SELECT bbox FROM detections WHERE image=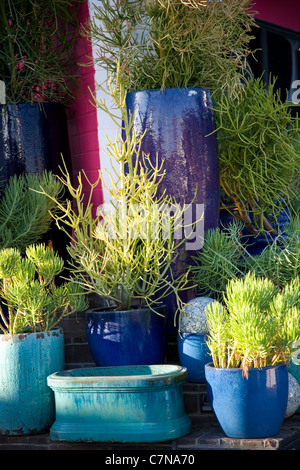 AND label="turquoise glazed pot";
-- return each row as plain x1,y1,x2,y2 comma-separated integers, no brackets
47,364,192,442
86,305,167,366
205,362,289,438
0,328,64,435
177,333,211,383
